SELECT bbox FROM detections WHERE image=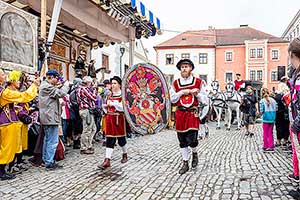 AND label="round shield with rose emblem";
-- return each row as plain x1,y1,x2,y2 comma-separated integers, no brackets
122,63,171,135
